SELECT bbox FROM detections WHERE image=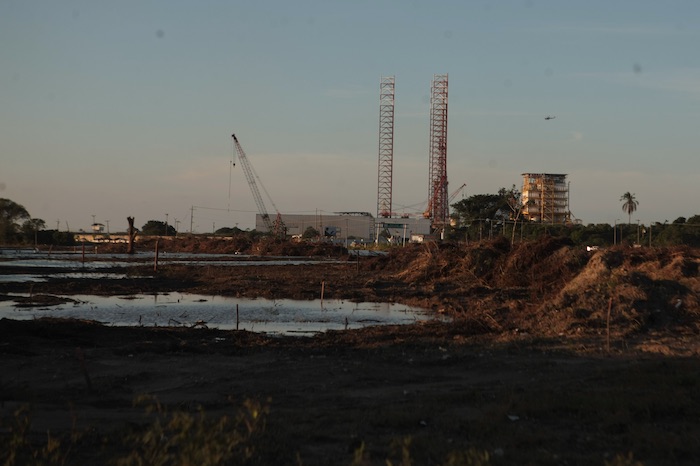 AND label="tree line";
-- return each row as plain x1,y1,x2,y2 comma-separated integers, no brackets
0,198,269,246
0,198,73,246
2,195,700,248
447,189,700,247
